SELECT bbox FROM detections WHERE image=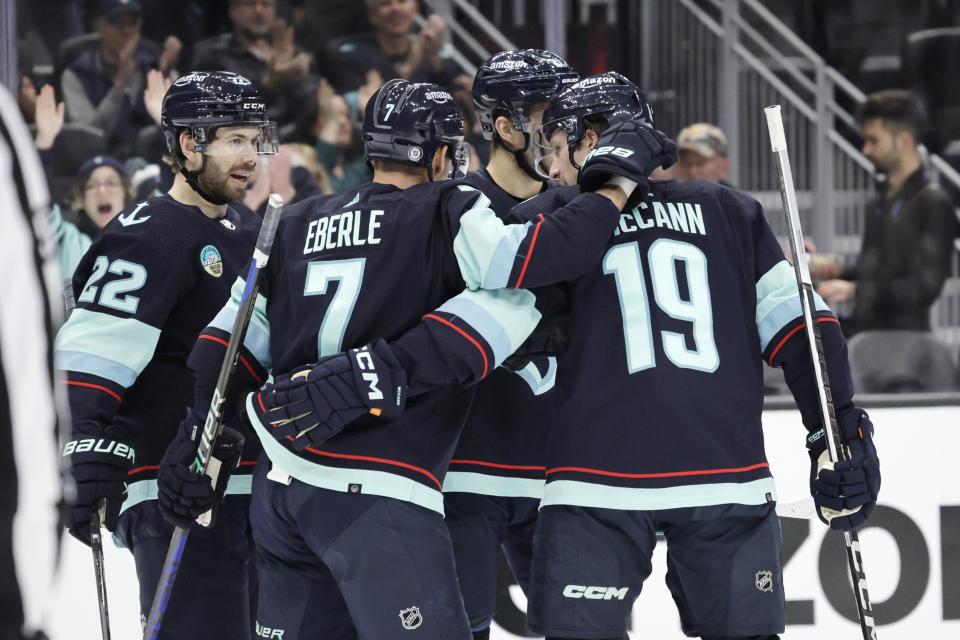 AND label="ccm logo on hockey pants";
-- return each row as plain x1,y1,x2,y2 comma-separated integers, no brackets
562,585,630,600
